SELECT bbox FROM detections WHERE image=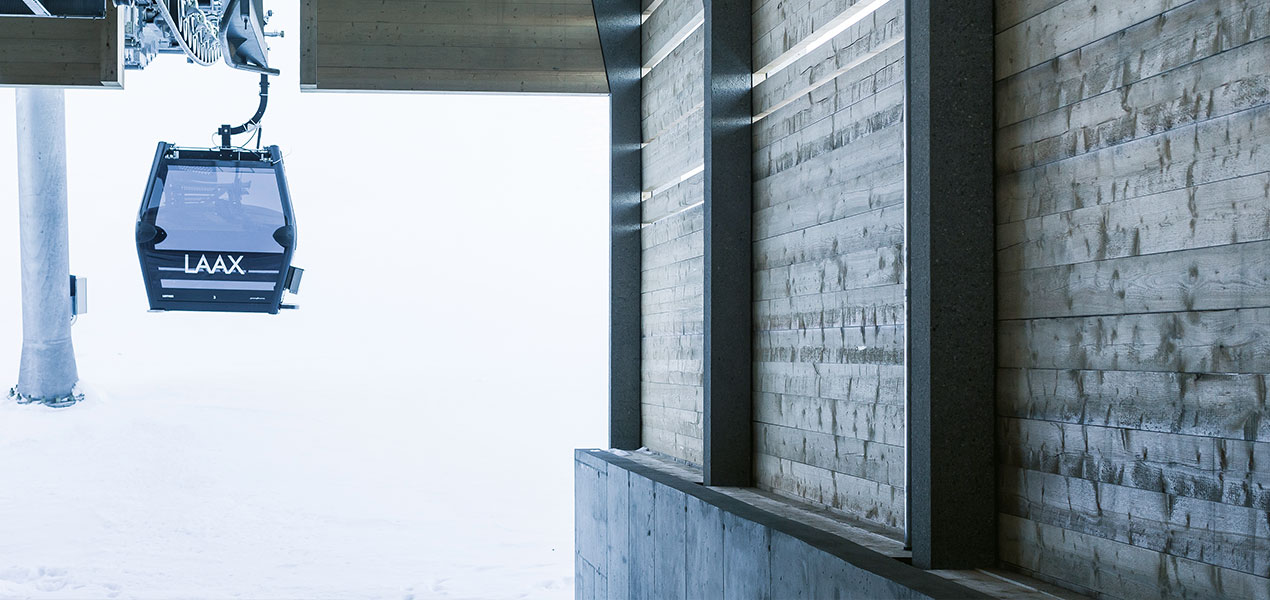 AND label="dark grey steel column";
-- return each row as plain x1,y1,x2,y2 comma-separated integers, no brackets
905,0,996,569
702,0,752,487
594,0,642,450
